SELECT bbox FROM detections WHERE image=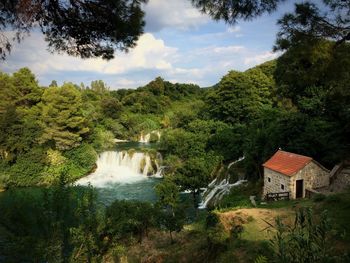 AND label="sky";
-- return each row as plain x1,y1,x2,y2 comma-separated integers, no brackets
0,0,296,89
